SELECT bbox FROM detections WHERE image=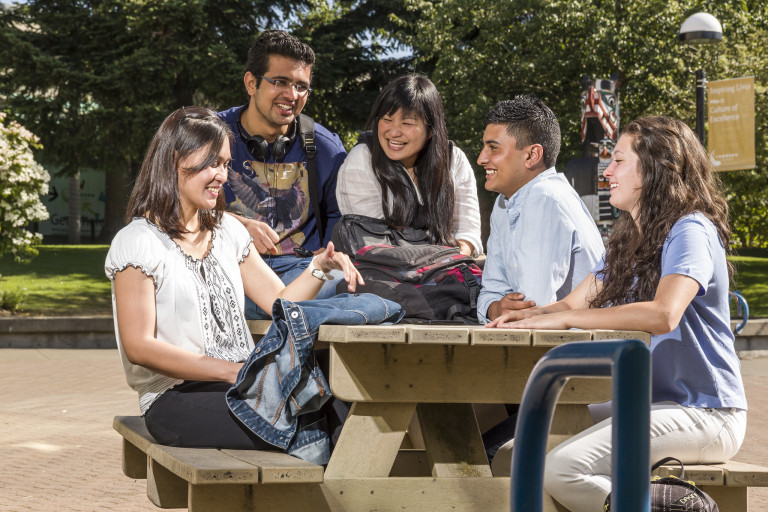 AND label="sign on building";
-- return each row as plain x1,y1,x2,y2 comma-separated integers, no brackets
37,170,106,239
707,77,756,172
